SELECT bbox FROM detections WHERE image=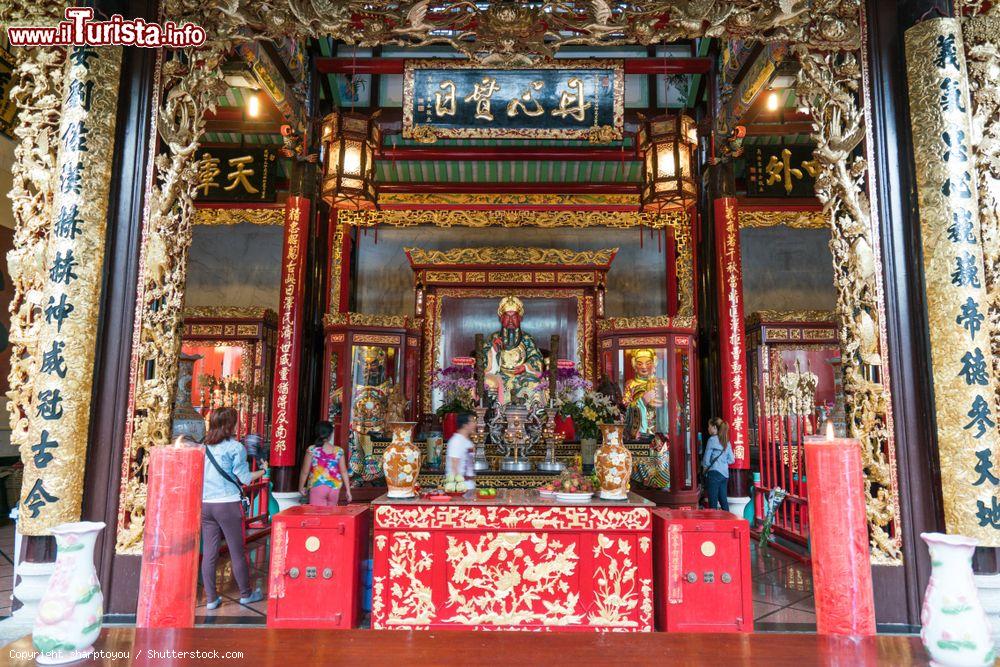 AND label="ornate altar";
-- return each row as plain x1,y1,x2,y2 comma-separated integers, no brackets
596,315,699,506
321,313,422,455
408,246,611,411
181,307,278,440
745,310,840,546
